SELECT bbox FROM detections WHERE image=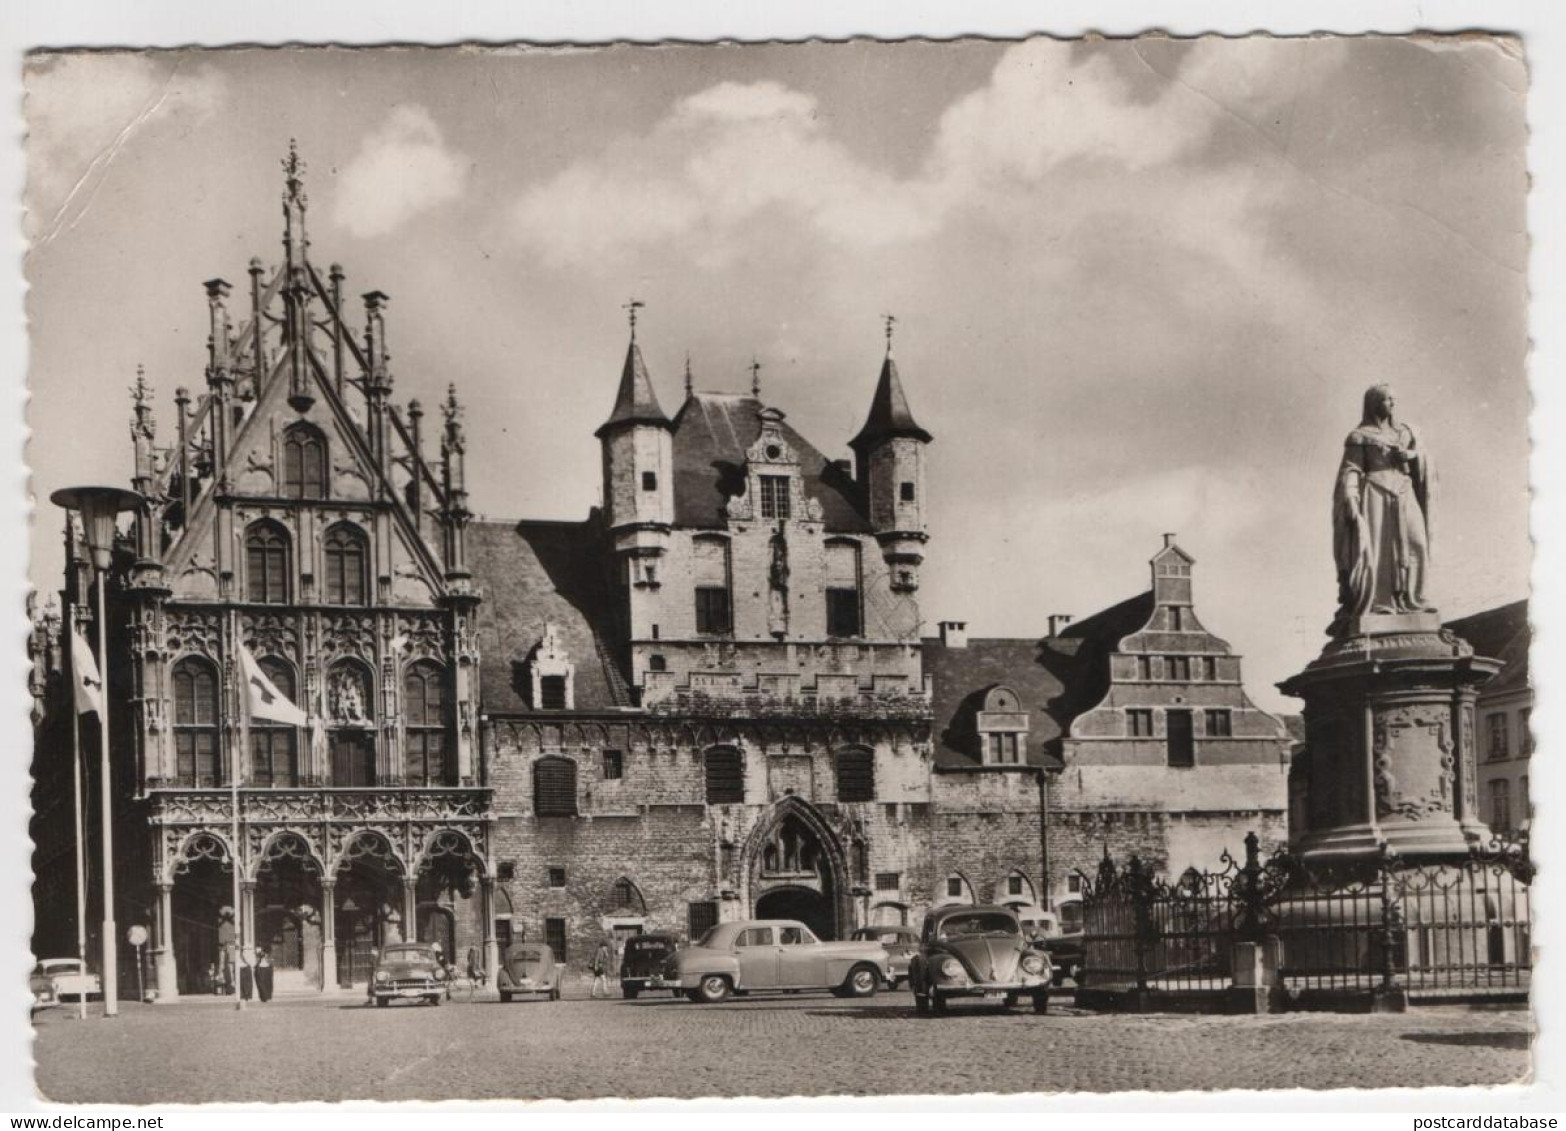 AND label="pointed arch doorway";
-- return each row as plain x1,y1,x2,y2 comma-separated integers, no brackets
747,797,852,940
